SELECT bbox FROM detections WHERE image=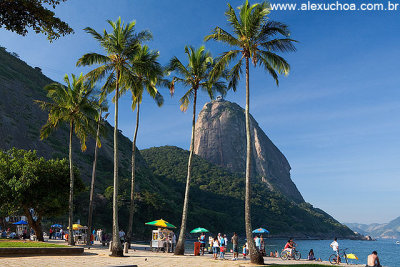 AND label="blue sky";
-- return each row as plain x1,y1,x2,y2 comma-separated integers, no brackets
1,0,399,224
